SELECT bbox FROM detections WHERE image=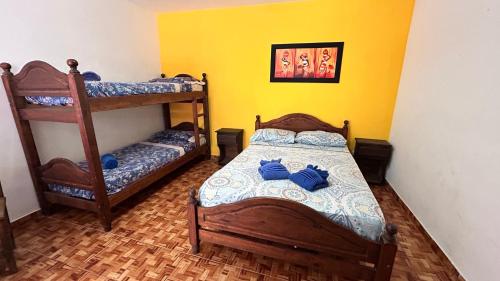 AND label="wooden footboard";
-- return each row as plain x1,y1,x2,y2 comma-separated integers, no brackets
188,189,397,281
39,158,92,190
